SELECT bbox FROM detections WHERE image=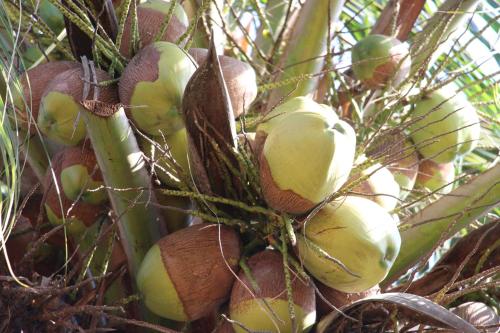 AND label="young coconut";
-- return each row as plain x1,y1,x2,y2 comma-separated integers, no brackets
366,130,419,200
43,153,102,235
259,109,356,214
119,42,197,136
351,34,411,88
297,196,401,293
255,96,334,155
38,67,118,145
416,159,455,195
140,128,189,187
188,48,258,118
349,156,400,211
11,61,78,134
409,88,481,163
119,0,189,57
58,145,107,205
316,282,380,317
136,223,241,321
229,251,316,333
